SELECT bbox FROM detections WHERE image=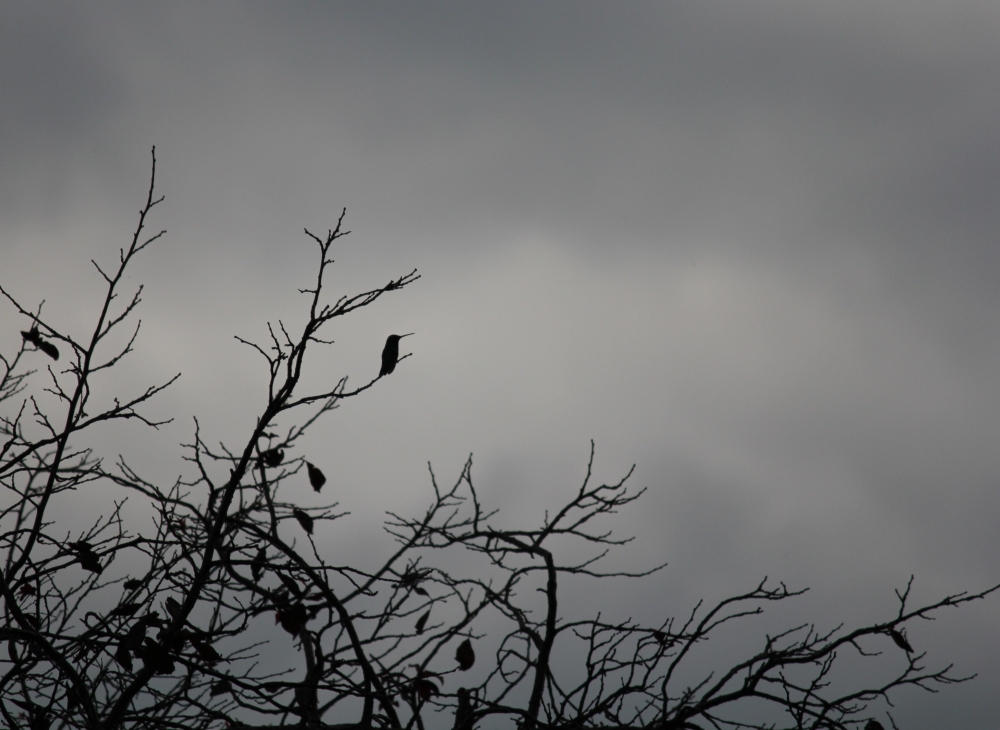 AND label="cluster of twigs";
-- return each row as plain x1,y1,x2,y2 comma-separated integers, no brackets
1,152,996,730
